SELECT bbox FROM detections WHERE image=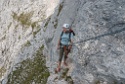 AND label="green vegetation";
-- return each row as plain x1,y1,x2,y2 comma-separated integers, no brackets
113,80,117,84
12,11,33,27
31,21,38,29
8,22,12,29
57,4,63,16
33,27,41,37
54,19,58,29
44,17,50,28
15,24,19,29
59,68,74,84
43,16,51,32
1,35,6,41
65,76,74,84
18,35,21,40
24,40,31,47
12,11,40,29
94,80,101,84
12,12,17,20
0,67,6,78
61,68,69,78
7,45,50,84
